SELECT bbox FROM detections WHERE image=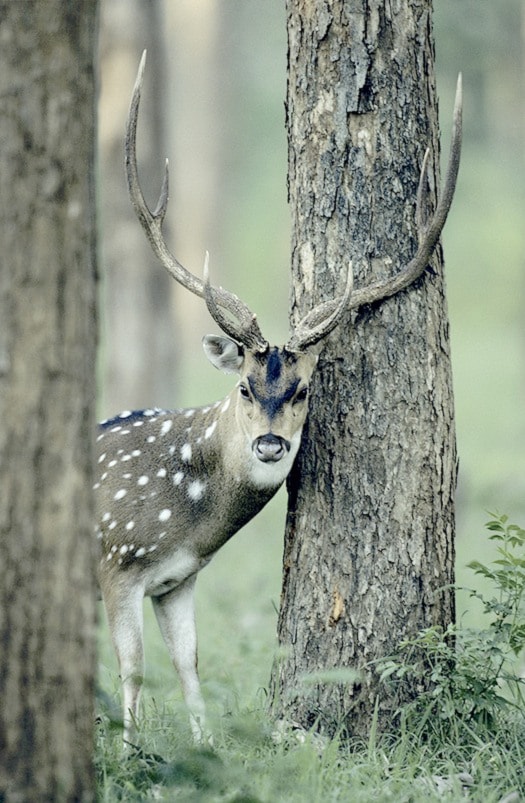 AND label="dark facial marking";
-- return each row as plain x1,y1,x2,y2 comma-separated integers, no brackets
247,375,300,421
266,347,283,383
